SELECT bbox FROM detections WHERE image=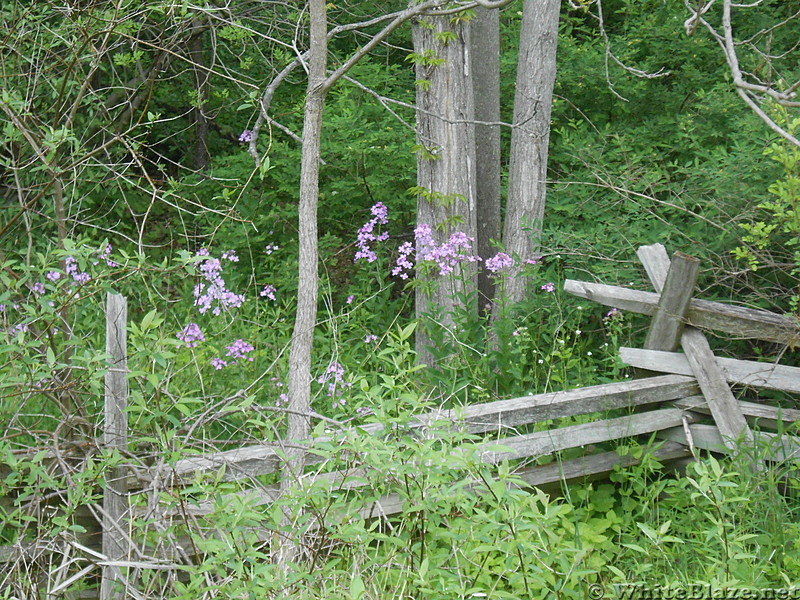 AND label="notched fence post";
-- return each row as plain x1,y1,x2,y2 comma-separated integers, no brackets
101,293,129,600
